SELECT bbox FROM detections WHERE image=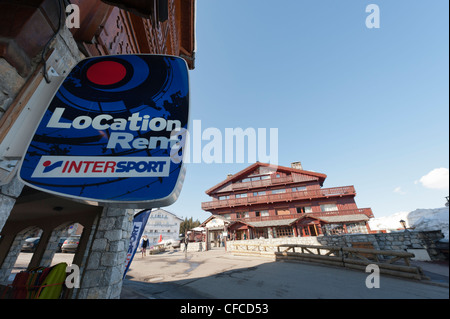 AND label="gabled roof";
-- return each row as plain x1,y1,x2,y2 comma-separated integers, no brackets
200,214,231,227
205,162,327,195
149,208,183,221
